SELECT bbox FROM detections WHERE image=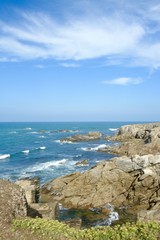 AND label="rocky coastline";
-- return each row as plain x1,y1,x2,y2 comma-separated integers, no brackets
0,122,160,234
